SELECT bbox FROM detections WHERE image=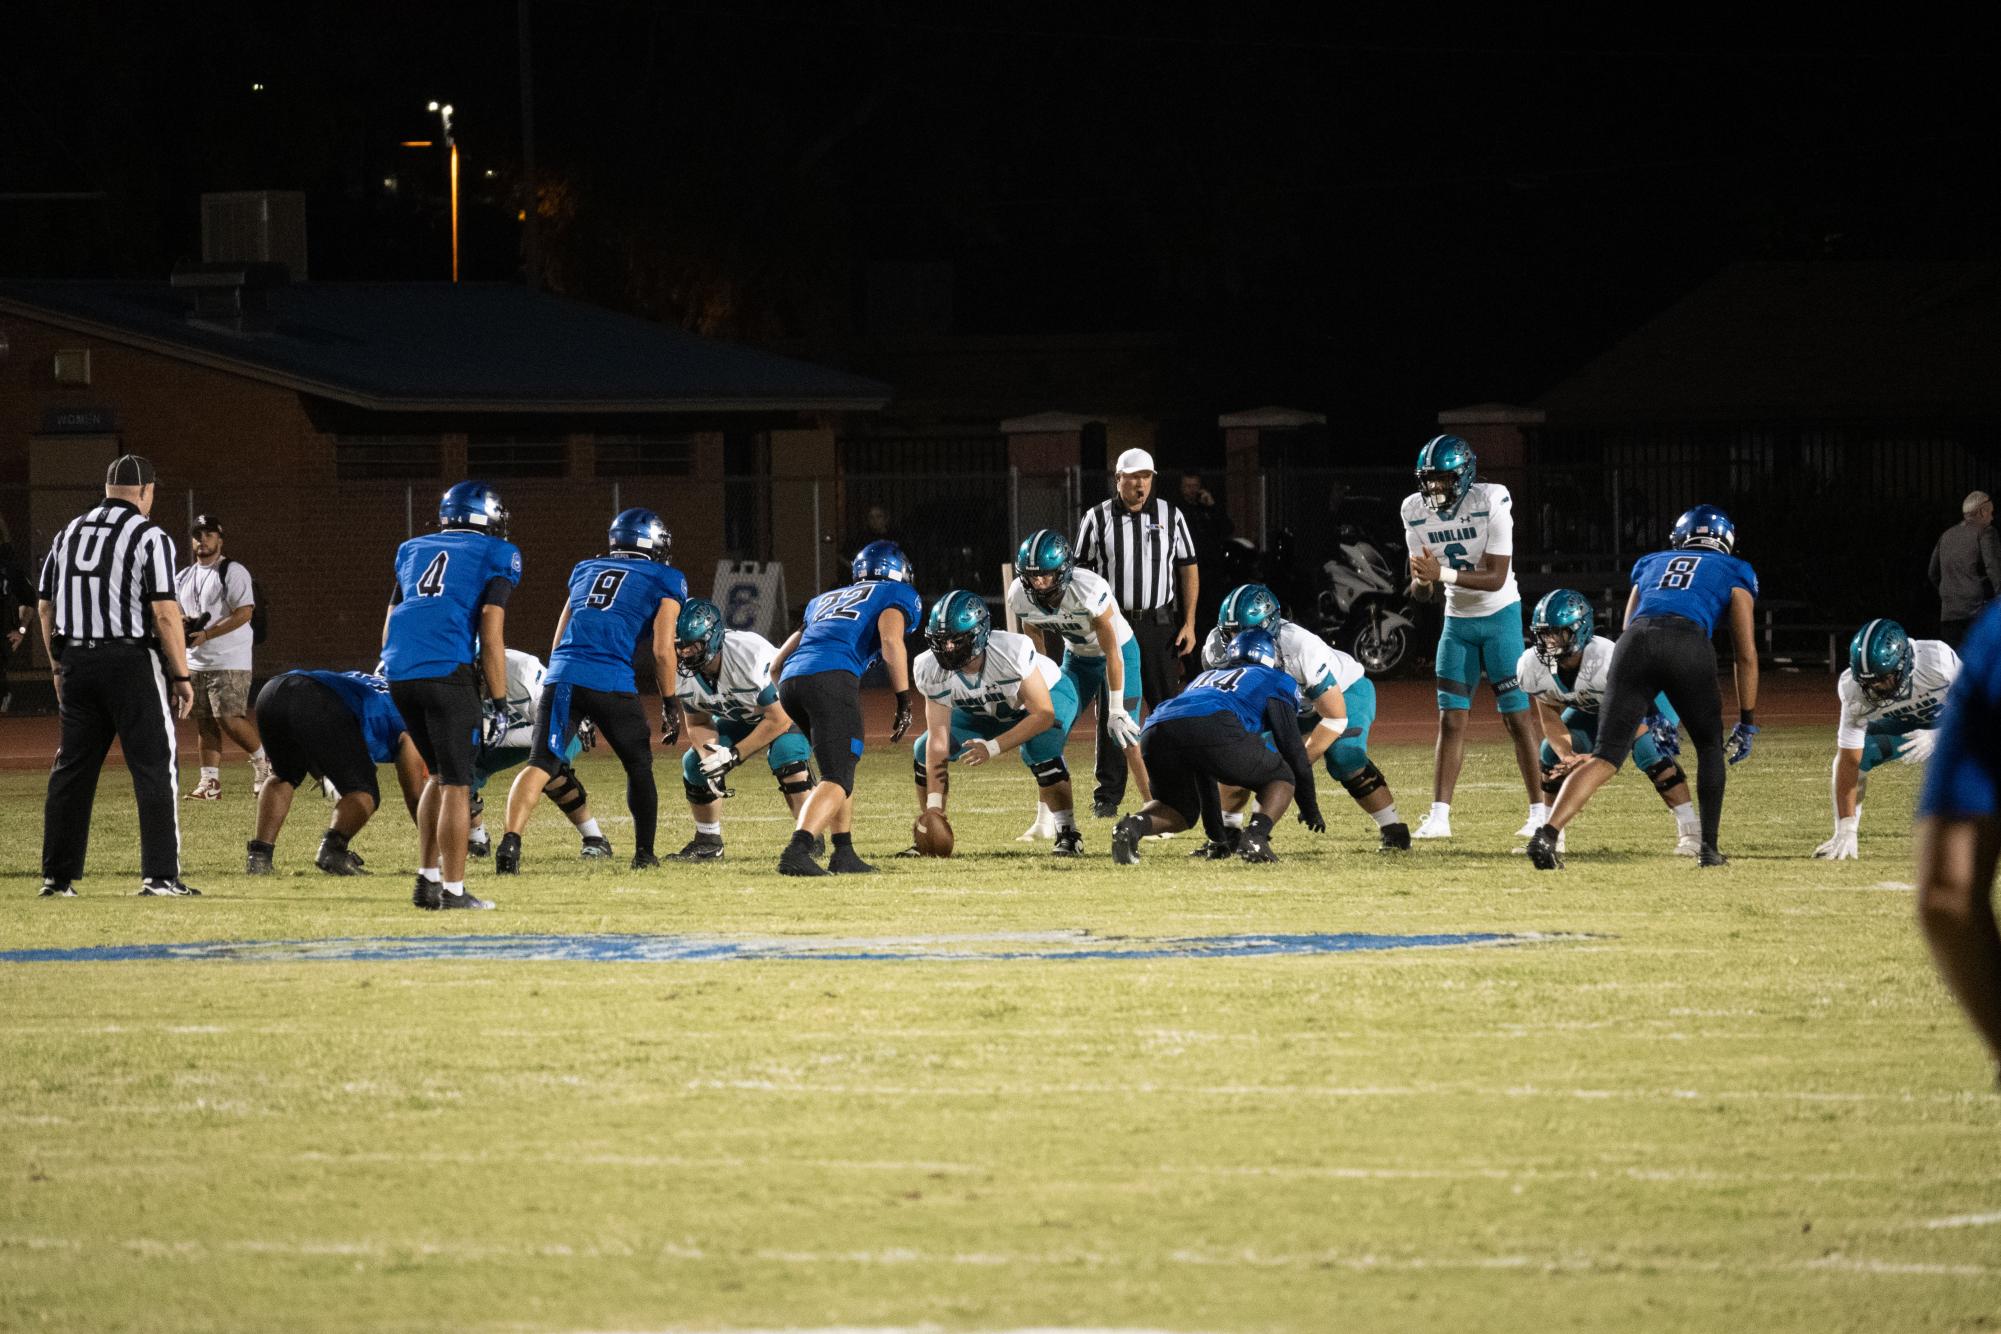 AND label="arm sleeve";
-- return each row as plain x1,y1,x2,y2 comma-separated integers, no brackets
1485,491,1514,557
1266,696,1318,809
480,576,514,608
1170,506,1197,567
